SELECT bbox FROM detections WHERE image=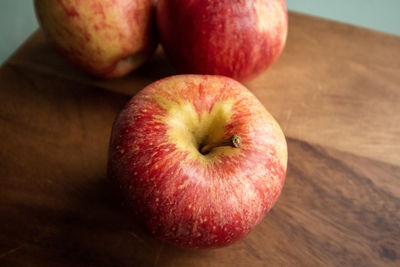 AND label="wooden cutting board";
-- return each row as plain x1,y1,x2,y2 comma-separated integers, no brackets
1,12,399,266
